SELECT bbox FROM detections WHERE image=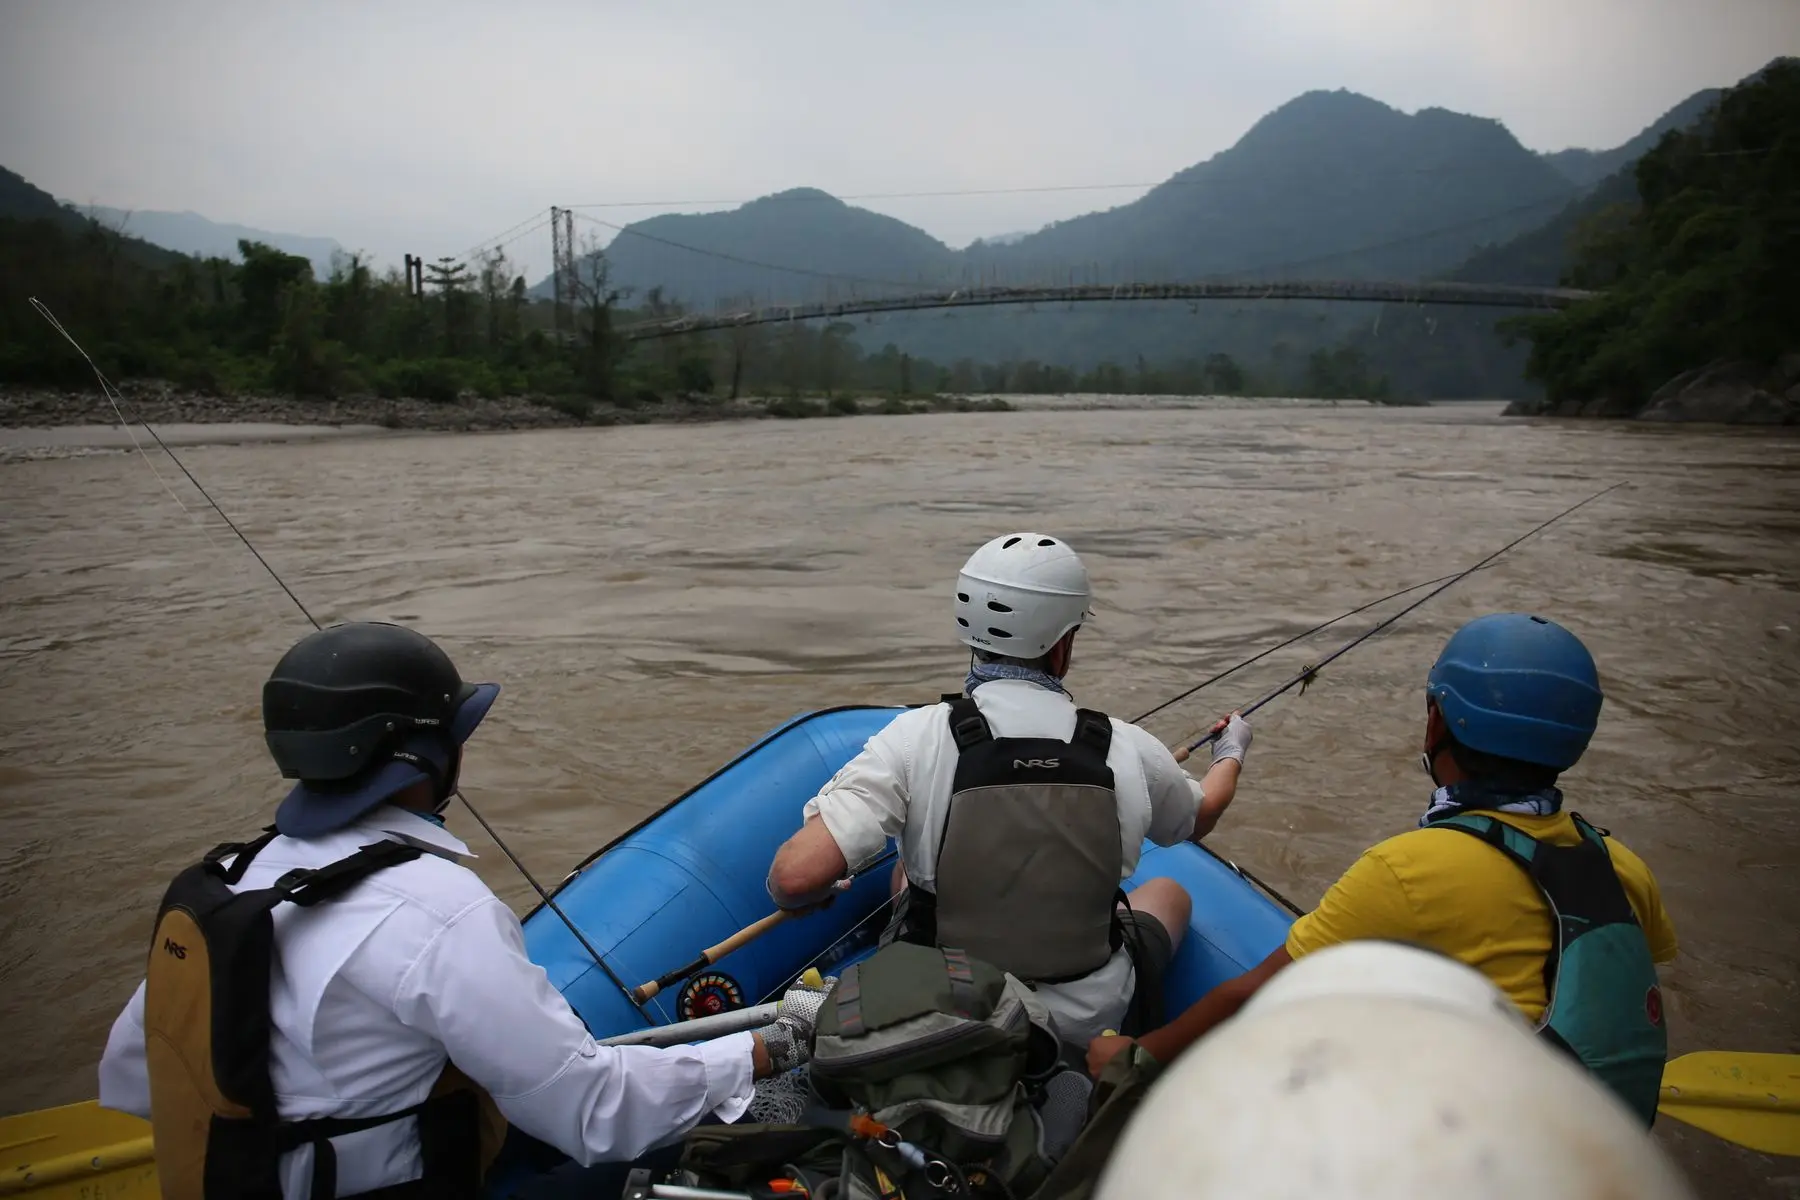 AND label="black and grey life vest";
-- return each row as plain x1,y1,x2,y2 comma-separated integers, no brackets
899,697,1125,983
143,828,507,1200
